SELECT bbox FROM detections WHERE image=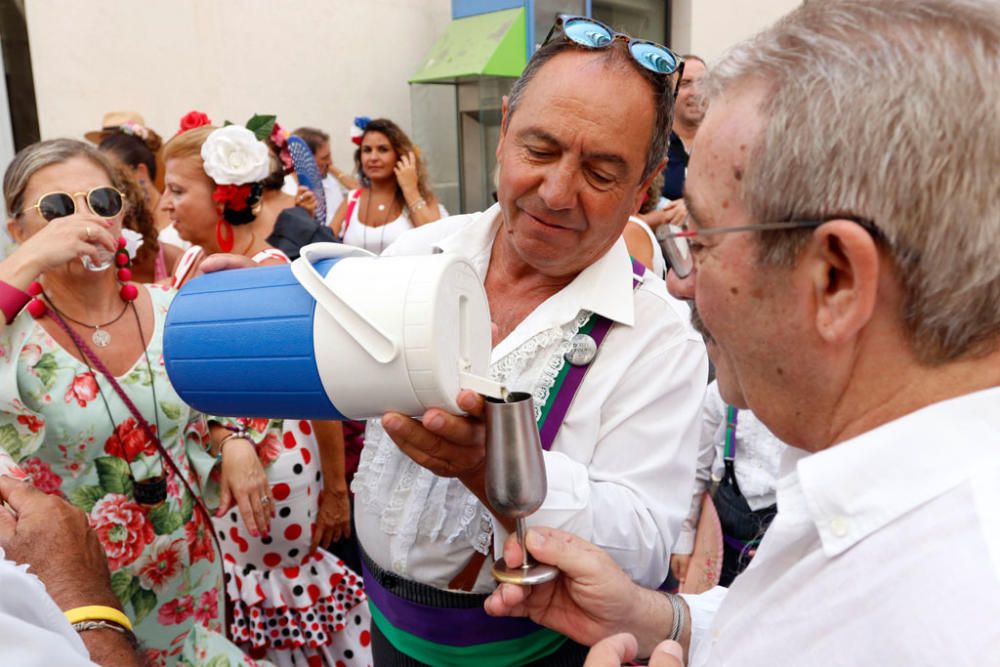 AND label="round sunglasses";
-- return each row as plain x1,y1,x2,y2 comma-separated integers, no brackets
16,186,125,222
544,15,683,78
